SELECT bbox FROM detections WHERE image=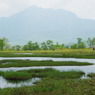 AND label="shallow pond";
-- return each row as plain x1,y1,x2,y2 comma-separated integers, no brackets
0,57,95,88
0,76,40,88
0,57,95,74
13,53,34,55
0,57,95,63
